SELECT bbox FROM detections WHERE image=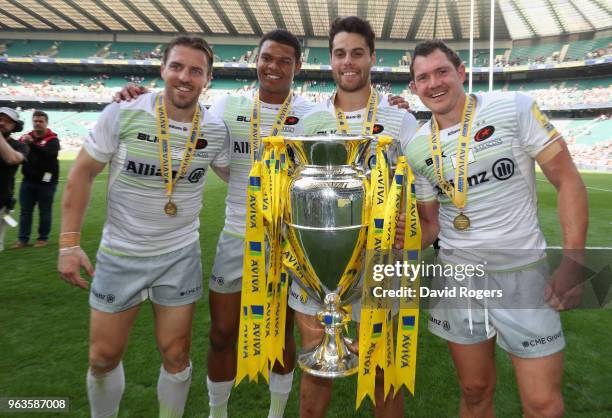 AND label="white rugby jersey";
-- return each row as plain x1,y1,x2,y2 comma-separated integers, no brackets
84,92,229,256
297,93,418,163
404,91,562,268
209,90,315,237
